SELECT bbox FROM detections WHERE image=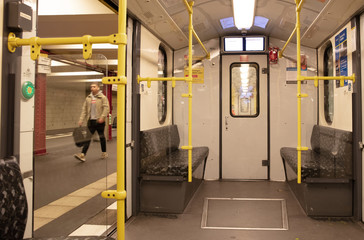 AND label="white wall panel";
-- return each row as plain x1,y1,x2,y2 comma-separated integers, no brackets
140,26,172,131
318,23,355,131
269,37,317,181
174,39,220,180
20,1,37,237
